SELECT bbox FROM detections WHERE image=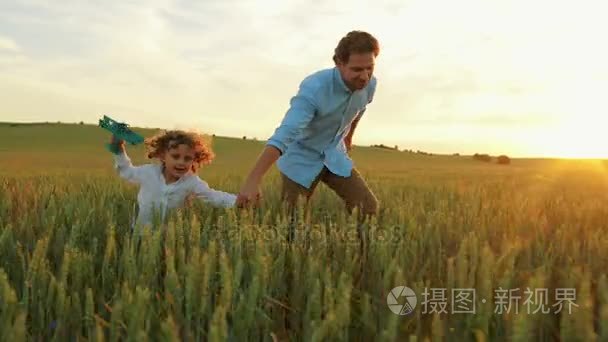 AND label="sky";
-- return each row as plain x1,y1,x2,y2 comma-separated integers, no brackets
1,0,607,158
